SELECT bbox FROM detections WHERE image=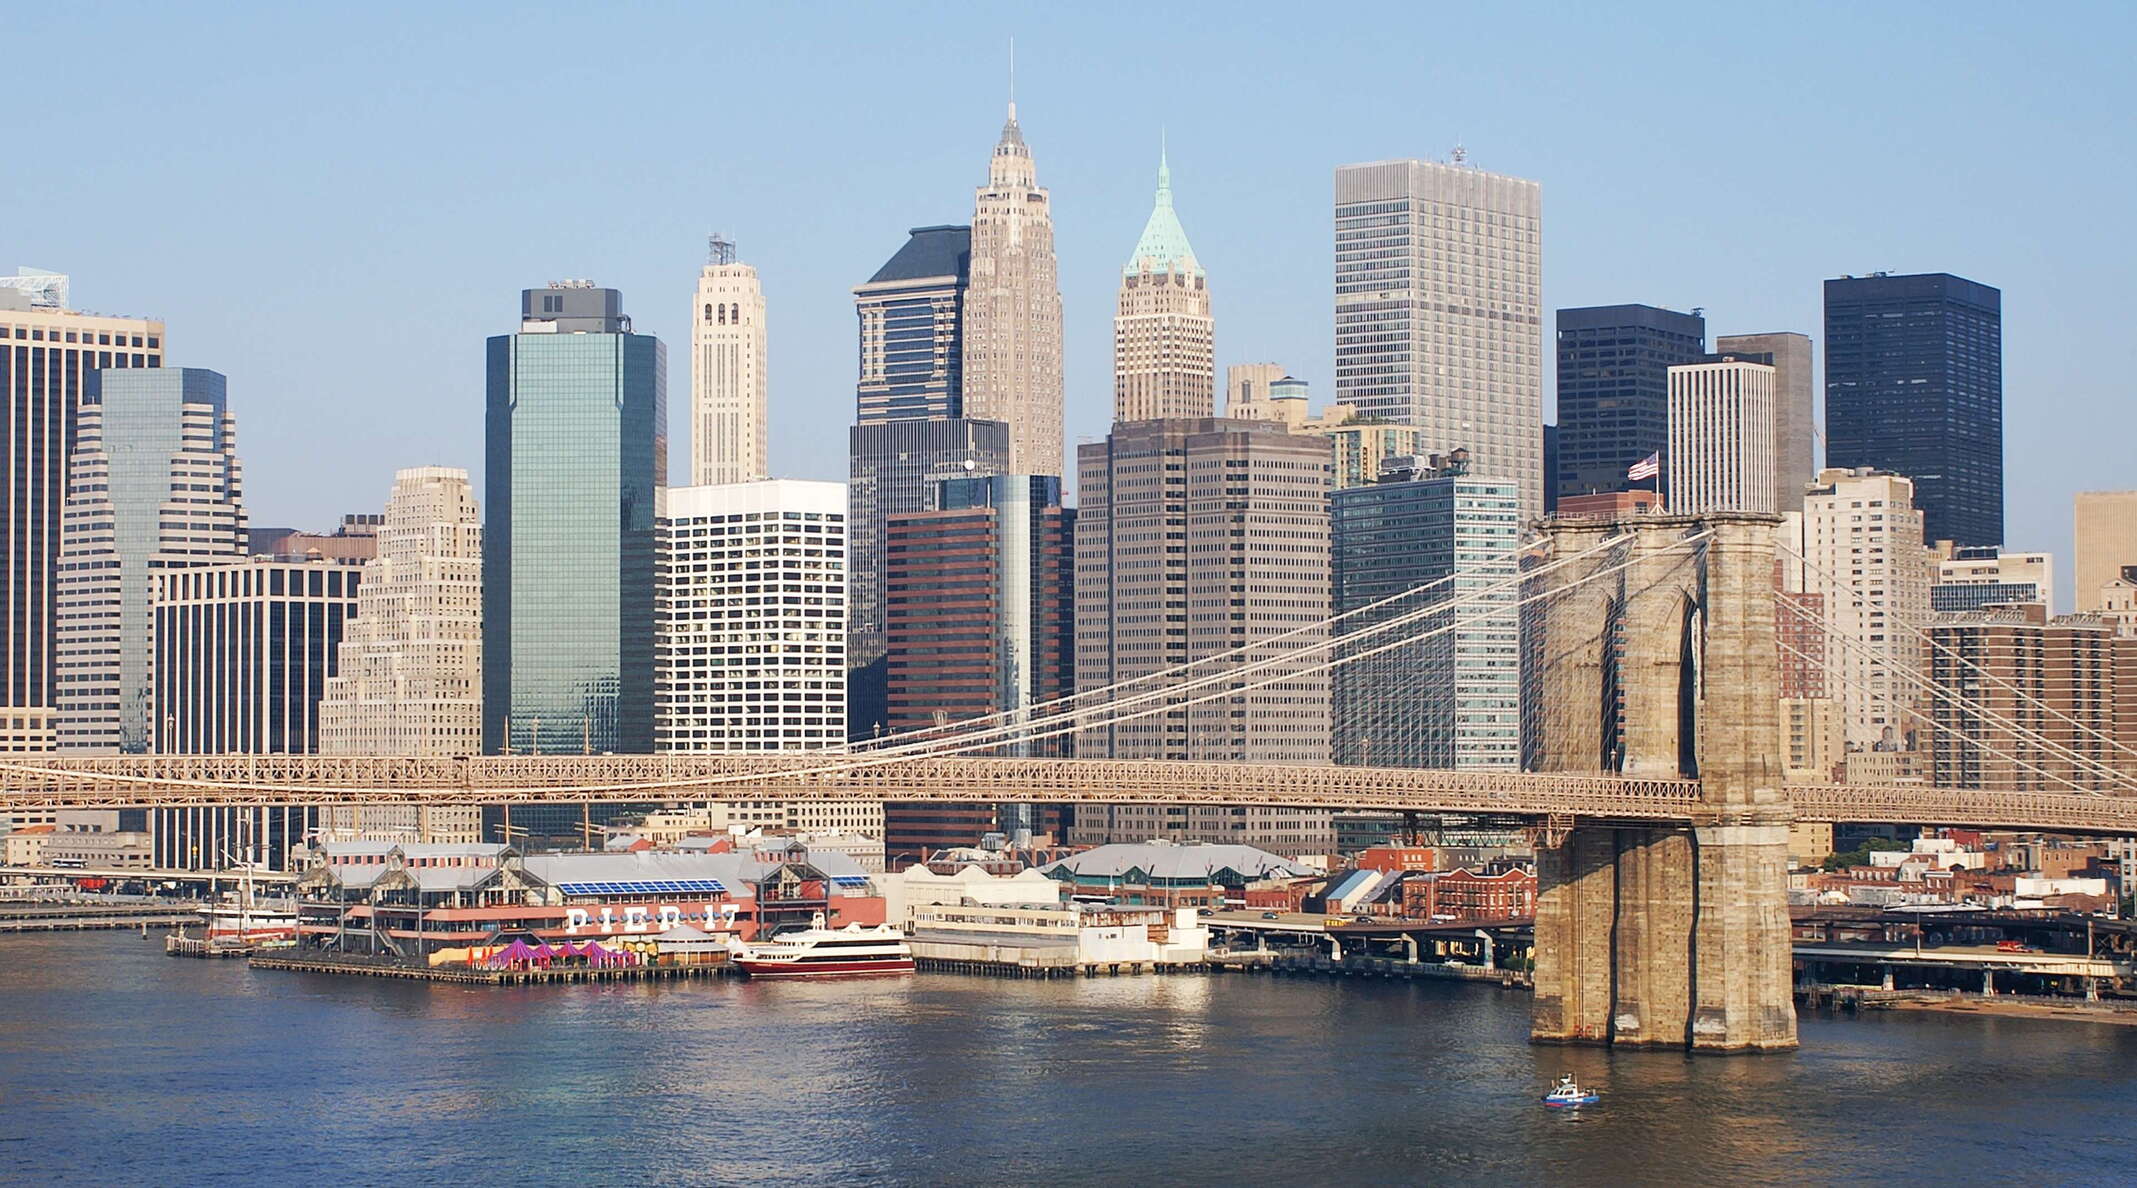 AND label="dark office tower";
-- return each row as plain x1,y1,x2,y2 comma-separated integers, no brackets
1541,424,1558,515
0,276,164,753
848,225,1010,740
155,557,361,755
882,475,1074,862
483,283,665,758
854,226,971,423
1553,304,1706,504
846,418,1010,739
1824,273,2003,547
